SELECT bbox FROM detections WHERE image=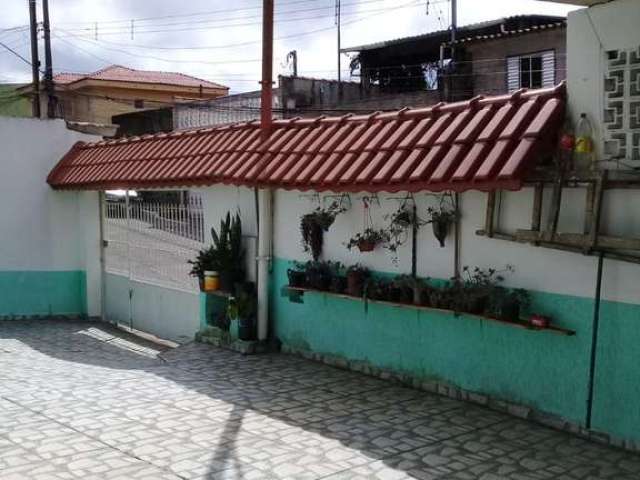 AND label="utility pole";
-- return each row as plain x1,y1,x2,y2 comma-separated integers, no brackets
42,0,56,118
257,0,274,342
260,0,273,140
336,0,342,99
28,0,40,118
450,0,457,44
